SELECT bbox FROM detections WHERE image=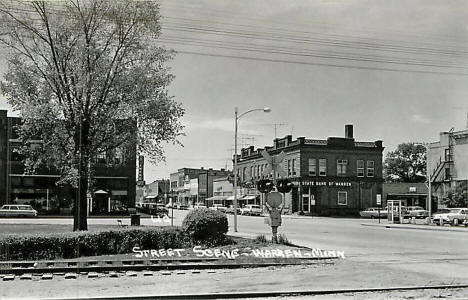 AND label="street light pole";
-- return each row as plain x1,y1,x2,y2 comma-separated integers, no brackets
427,147,432,223
234,107,238,232
233,107,271,232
